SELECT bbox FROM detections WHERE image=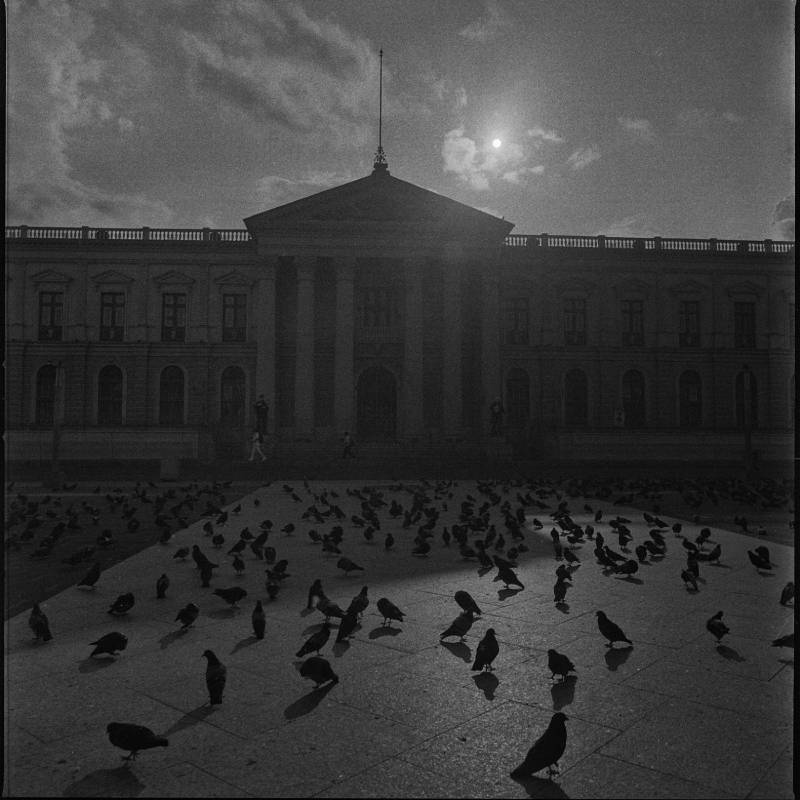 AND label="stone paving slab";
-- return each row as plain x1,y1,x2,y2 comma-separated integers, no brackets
4,478,794,798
